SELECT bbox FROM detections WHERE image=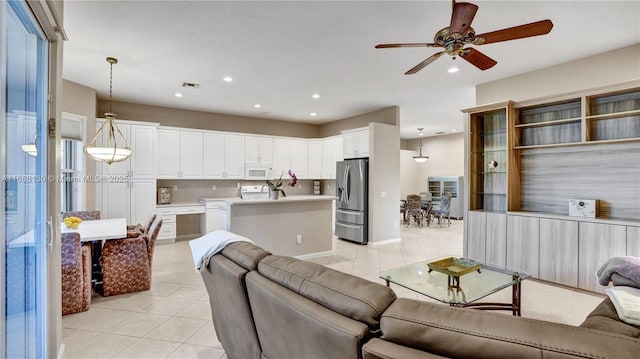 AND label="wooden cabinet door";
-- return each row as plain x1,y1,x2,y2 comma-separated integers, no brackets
485,213,507,267
579,222,627,293
628,226,640,256
507,216,540,277
465,211,486,261
539,218,578,287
